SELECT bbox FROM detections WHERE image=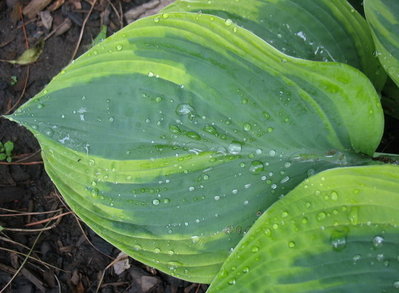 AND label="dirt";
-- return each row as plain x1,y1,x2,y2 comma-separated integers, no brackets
0,1,398,292
0,0,207,292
